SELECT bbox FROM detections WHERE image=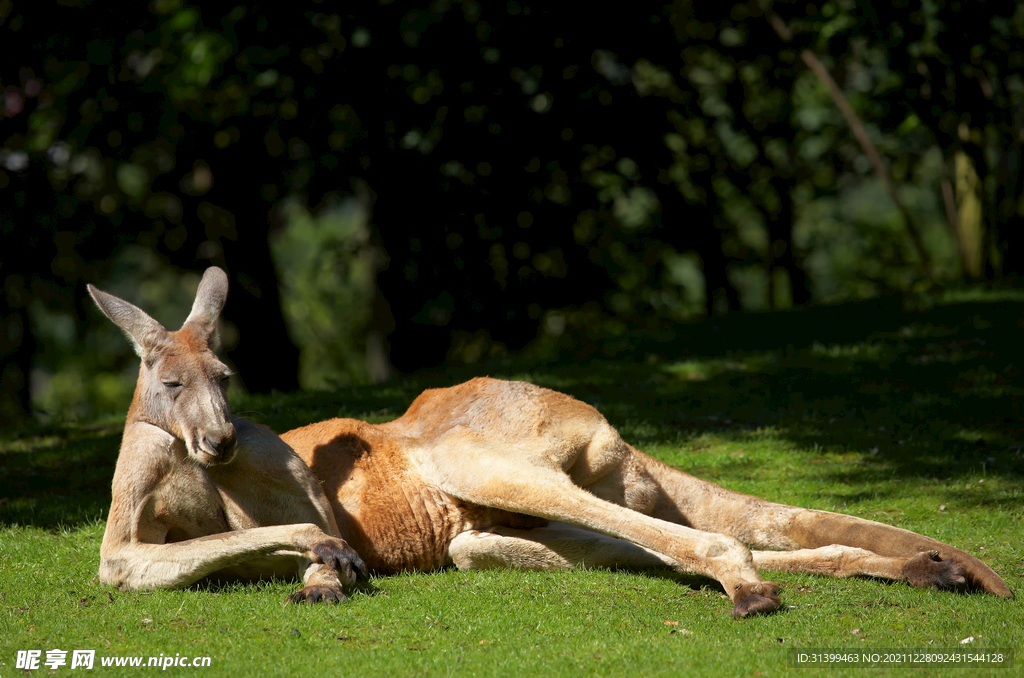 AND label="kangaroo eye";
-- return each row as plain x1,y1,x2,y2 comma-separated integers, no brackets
162,380,182,389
